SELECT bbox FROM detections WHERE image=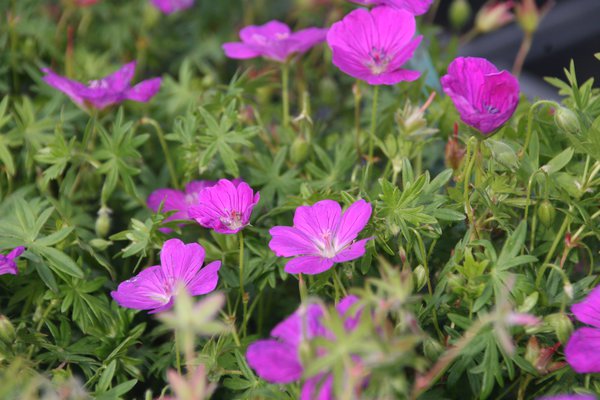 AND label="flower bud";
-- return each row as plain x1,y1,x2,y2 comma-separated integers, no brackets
290,137,310,164
0,315,16,345
423,337,444,360
445,124,465,170
537,200,556,227
413,265,427,291
554,107,580,134
515,0,540,35
545,313,573,344
449,0,472,31
95,206,112,238
475,1,514,34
